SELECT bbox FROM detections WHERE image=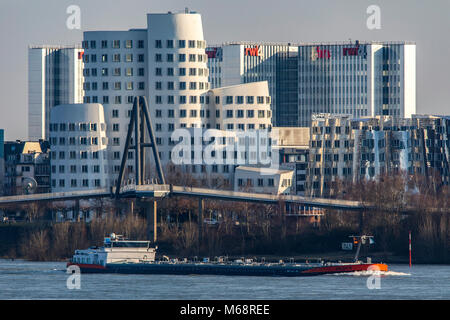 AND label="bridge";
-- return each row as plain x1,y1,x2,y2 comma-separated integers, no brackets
0,184,365,210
